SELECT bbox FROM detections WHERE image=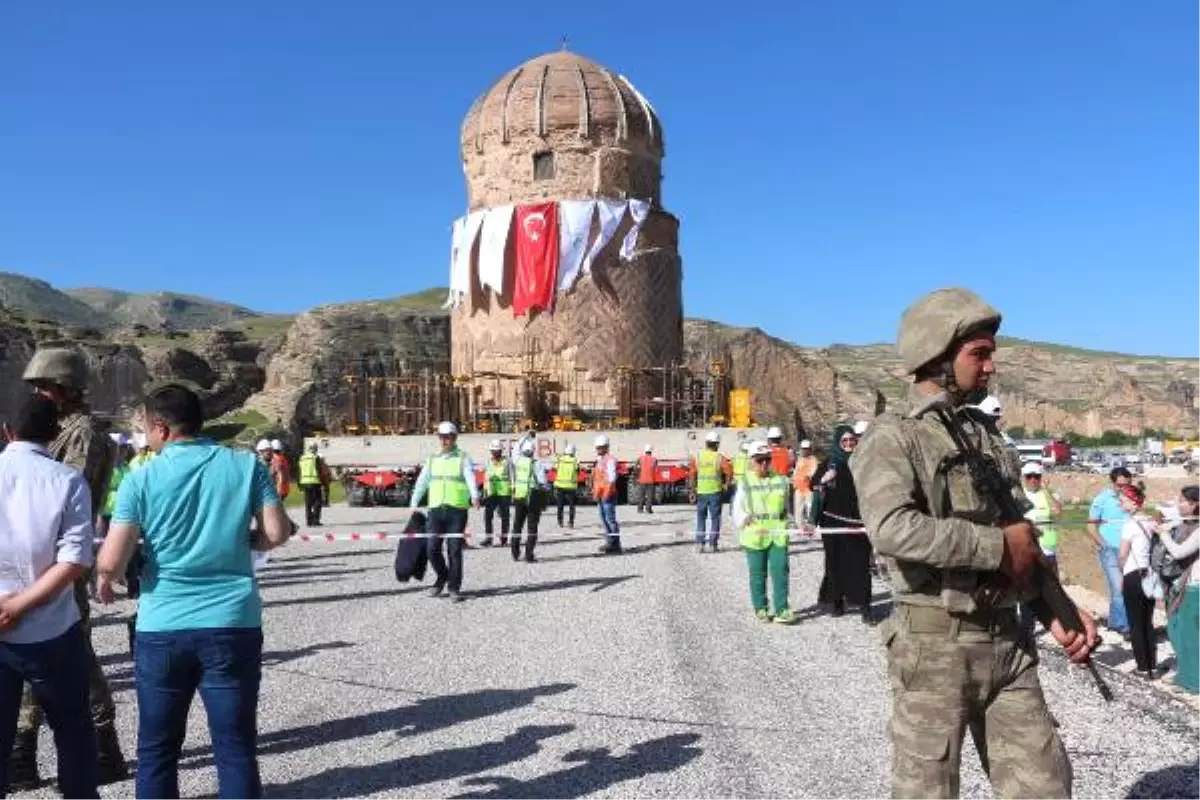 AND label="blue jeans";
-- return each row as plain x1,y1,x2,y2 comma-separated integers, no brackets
0,624,97,798
135,627,263,799
598,499,620,548
1097,545,1129,633
695,493,722,544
